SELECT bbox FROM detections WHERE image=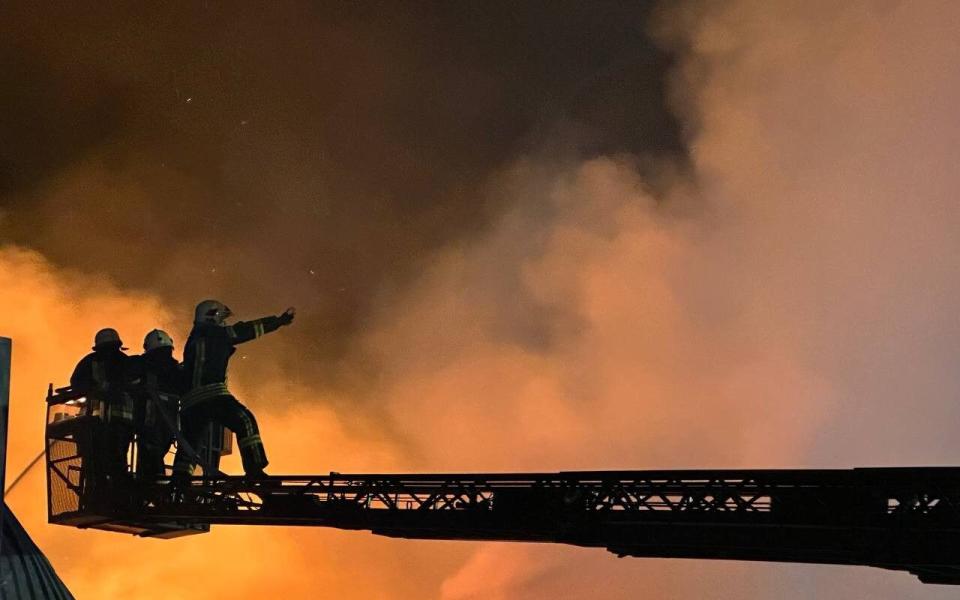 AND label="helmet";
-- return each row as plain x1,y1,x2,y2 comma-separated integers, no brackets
195,299,233,326
143,329,174,352
93,328,127,351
